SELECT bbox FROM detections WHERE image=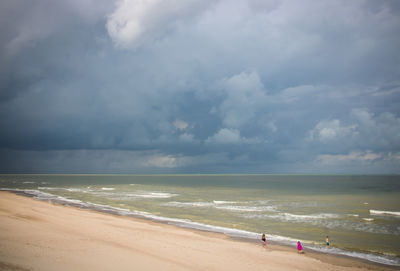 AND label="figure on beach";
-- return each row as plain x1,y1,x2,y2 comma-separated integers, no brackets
325,236,330,247
297,241,303,254
261,233,266,246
